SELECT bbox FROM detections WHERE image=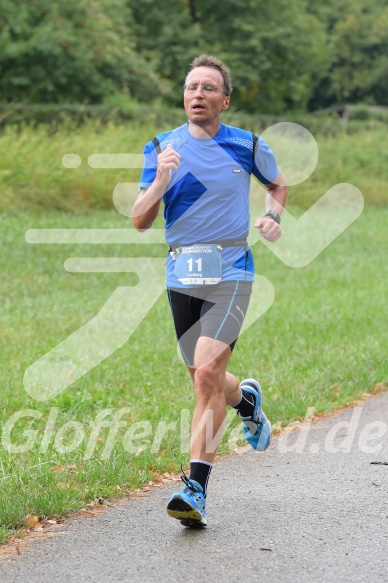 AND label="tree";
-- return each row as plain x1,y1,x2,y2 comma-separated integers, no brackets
307,0,388,109
2,0,385,111
0,0,166,103
130,0,328,113
330,2,388,105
